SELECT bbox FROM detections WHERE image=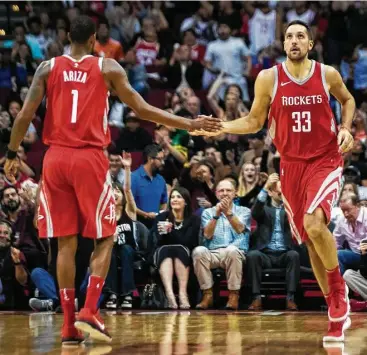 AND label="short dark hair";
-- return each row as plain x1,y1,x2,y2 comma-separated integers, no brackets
143,144,163,163
285,20,313,40
13,23,26,32
69,15,96,44
27,16,41,28
0,186,18,202
98,19,110,30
